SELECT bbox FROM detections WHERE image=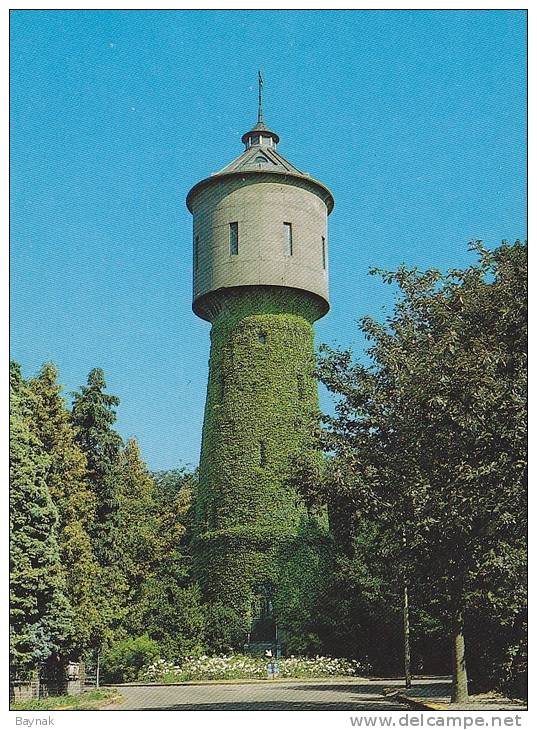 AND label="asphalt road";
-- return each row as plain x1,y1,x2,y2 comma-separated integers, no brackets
107,677,425,711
